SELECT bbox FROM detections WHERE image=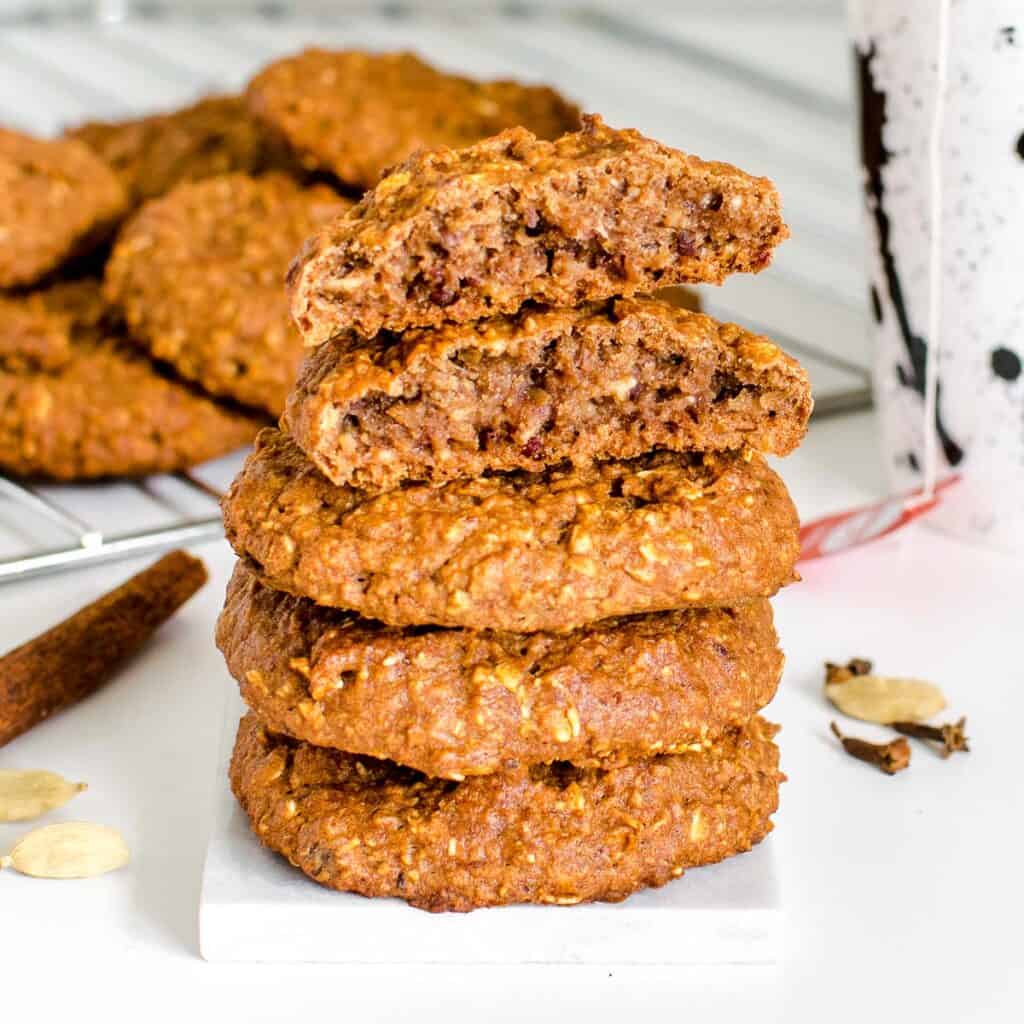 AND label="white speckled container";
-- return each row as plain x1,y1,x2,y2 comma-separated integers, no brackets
850,0,1024,550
